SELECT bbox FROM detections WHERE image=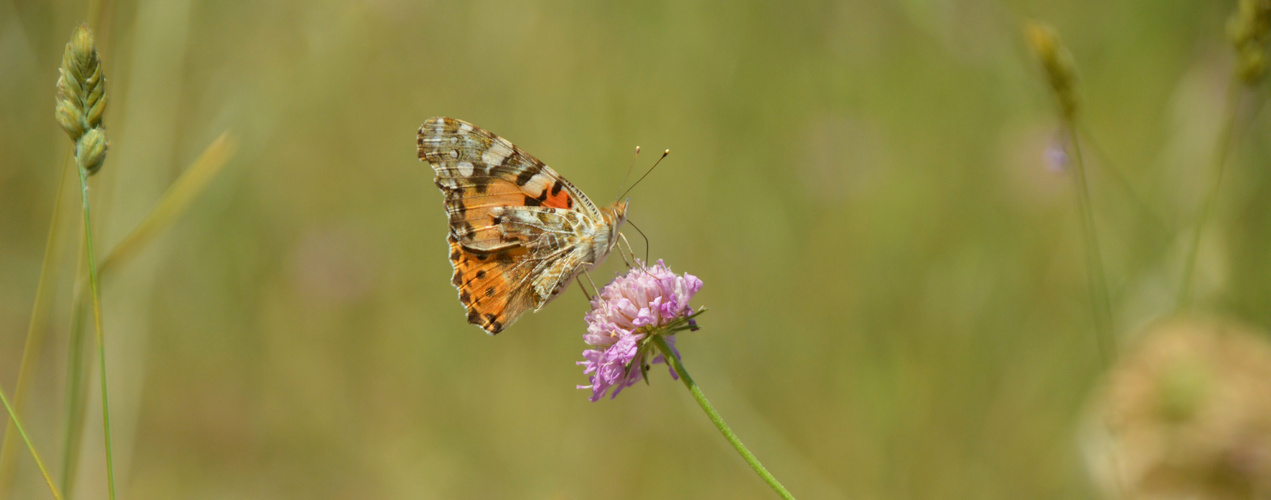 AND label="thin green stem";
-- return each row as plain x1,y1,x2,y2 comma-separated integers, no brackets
1066,119,1127,499
77,167,116,500
1064,121,1116,366
650,336,795,500
1178,80,1243,310
0,386,64,500
60,293,90,498
56,133,234,496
